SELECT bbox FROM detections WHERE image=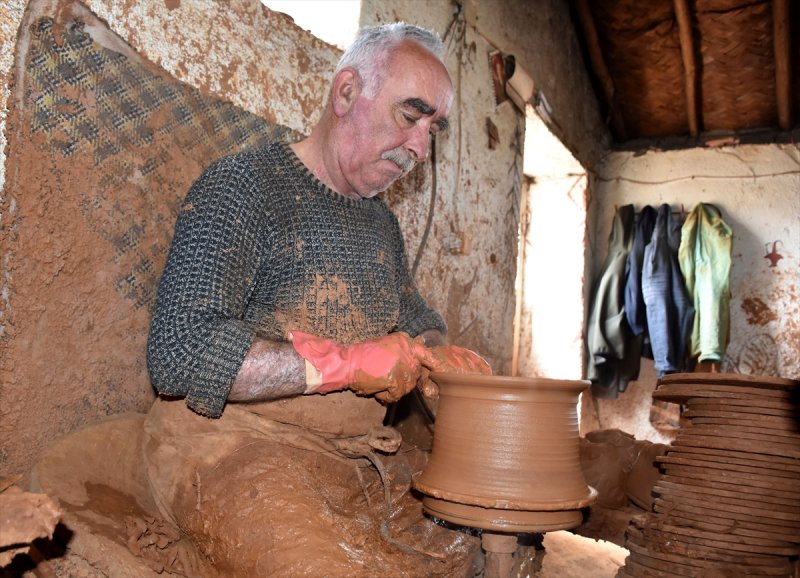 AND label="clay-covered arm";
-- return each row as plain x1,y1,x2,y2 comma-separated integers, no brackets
230,331,439,404
227,338,307,402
